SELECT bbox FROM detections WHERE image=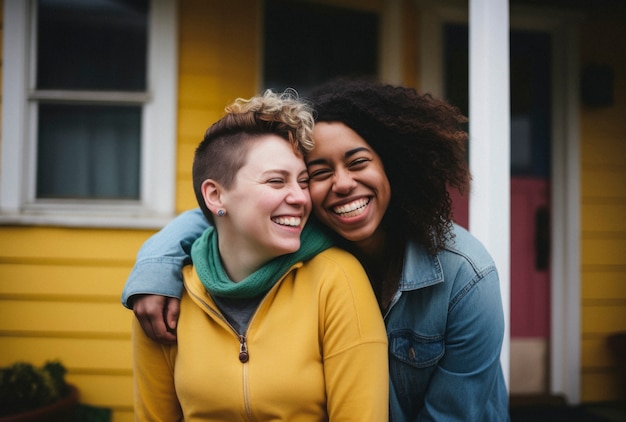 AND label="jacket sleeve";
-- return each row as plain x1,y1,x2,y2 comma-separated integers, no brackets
420,267,508,421
319,251,389,421
132,318,182,421
121,208,210,308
